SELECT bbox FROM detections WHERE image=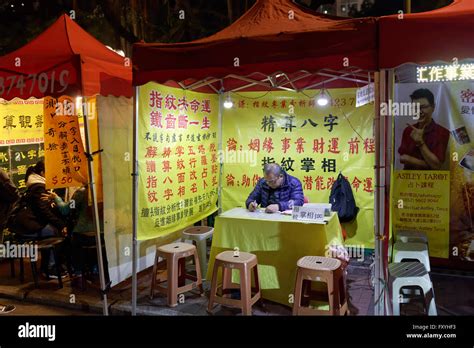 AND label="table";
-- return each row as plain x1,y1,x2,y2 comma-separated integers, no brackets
206,208,344,307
